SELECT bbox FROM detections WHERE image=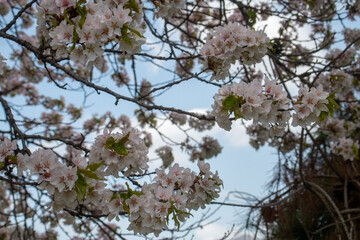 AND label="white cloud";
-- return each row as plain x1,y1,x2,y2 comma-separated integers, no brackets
214,121,249,148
